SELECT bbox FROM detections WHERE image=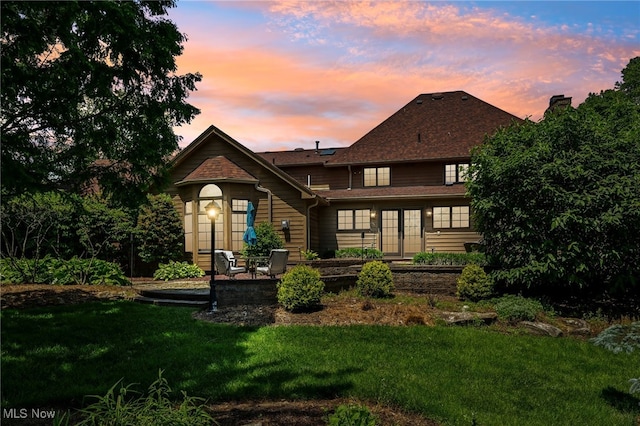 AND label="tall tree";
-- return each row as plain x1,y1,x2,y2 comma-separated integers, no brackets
467,57,640,296
1,0,201,207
